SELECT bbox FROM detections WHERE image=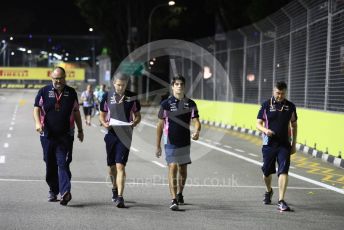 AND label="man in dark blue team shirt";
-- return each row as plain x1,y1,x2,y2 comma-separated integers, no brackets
156,75,201,211
99,72,141,208
33,67,84,206
257,81,298,212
